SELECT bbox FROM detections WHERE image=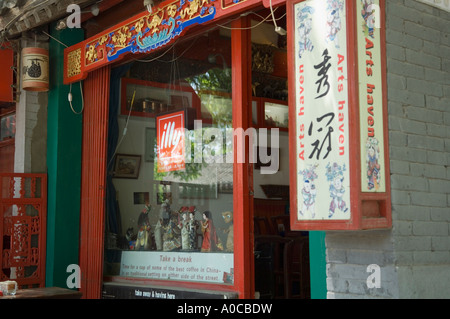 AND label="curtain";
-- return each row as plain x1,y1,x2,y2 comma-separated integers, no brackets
106,64,131,235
